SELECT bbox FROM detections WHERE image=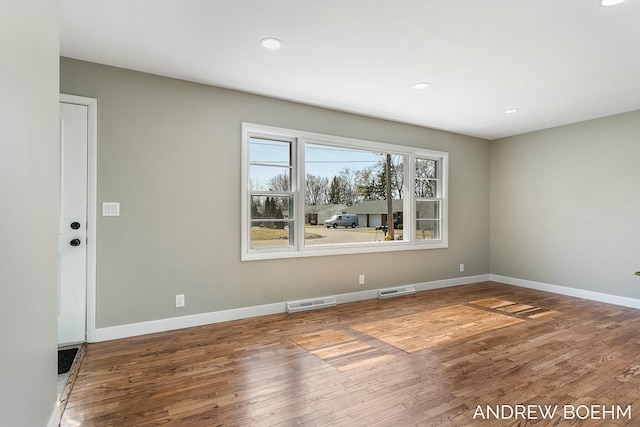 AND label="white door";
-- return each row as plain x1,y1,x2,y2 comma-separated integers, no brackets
58,102,88,345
